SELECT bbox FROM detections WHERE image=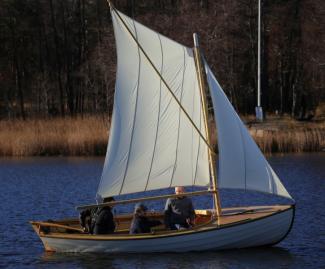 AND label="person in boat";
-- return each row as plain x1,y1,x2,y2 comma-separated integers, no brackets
79,197,115,234
164,186,195,230
129,203,162,234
